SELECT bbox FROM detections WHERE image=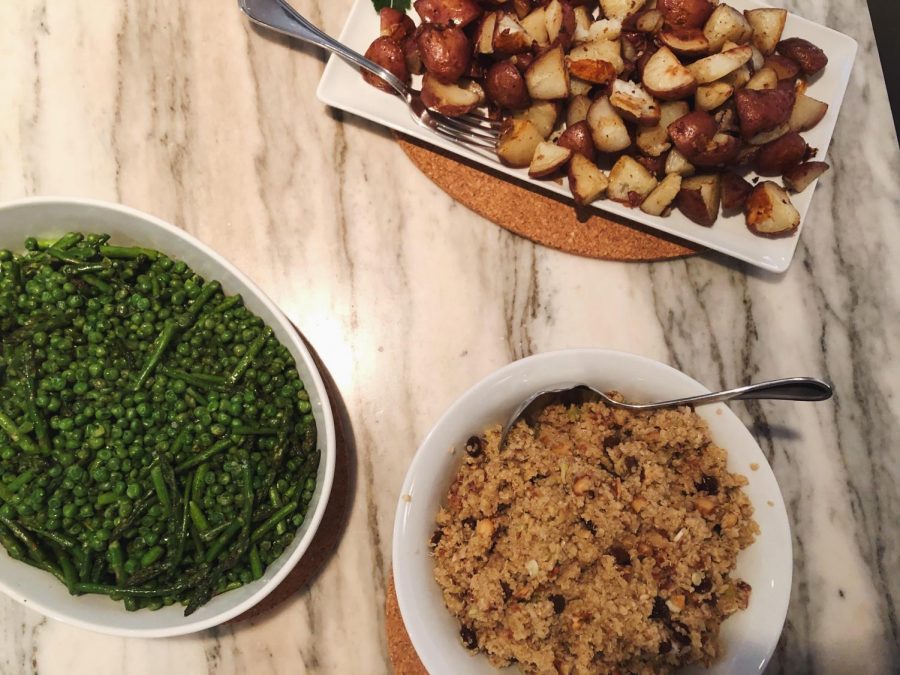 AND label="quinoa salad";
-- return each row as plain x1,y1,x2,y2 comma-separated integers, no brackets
431,395,758,674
